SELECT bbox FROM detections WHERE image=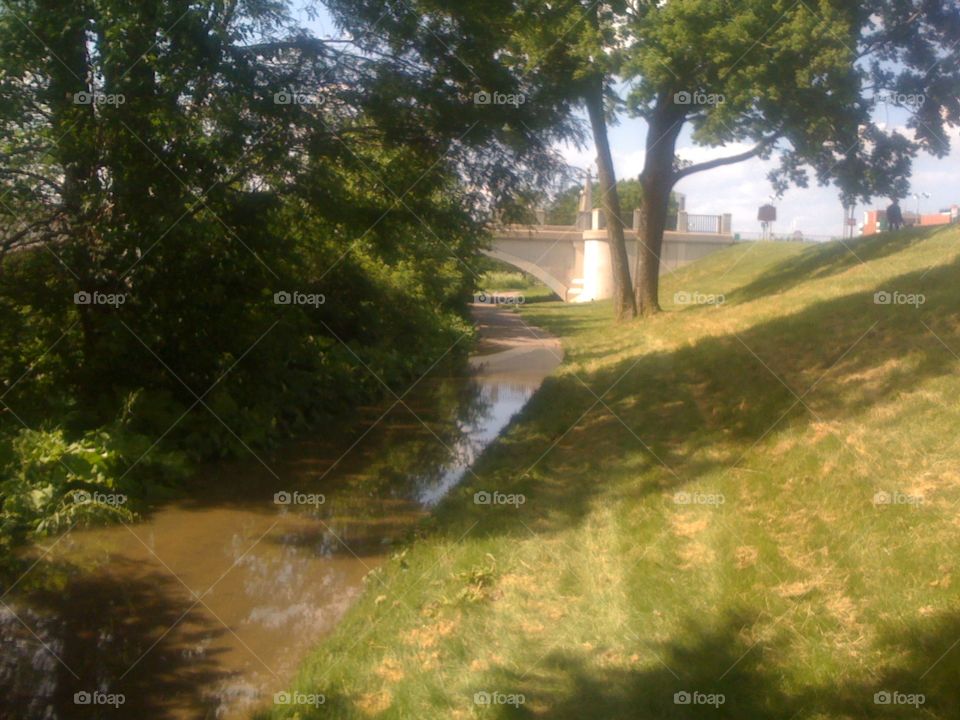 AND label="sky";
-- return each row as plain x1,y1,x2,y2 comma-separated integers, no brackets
302,6,960,240
558,111,960,240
